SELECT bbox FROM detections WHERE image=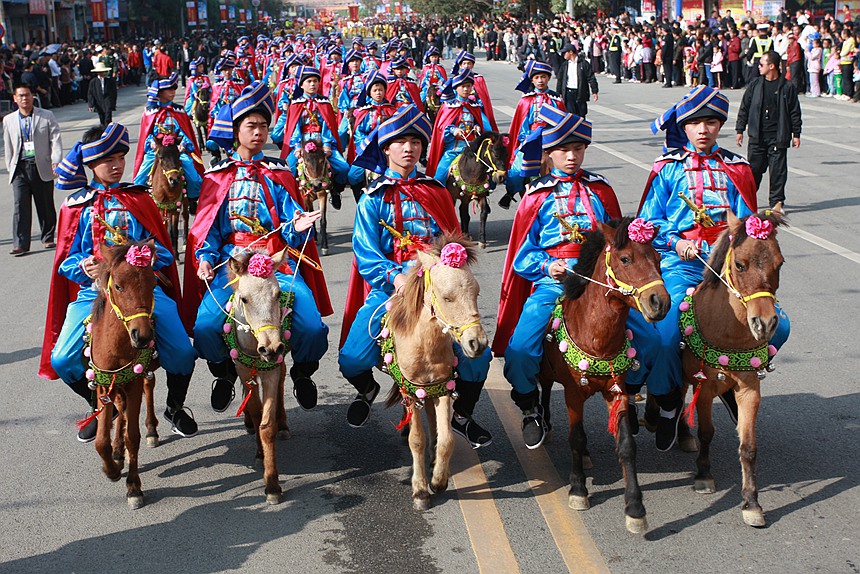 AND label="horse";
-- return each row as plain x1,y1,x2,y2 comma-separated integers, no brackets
191,85,211,151
539,218,671,534
679,210,786,528
149,135,188,257
423,87,441,125
446,132,509,249
81,240,161,509
295,138,331,255
381,235,488,511
223,247,293,504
